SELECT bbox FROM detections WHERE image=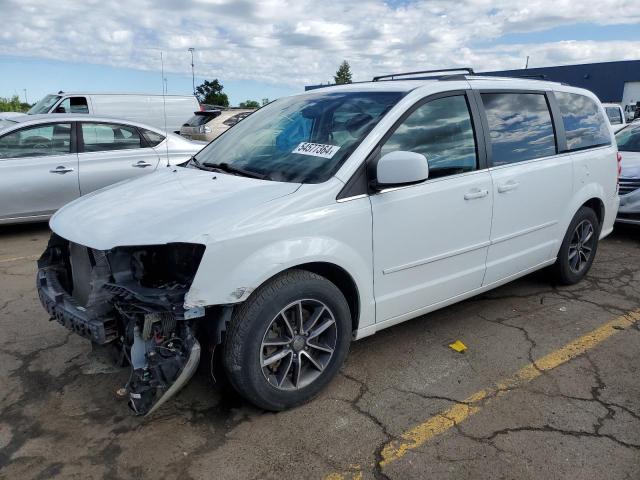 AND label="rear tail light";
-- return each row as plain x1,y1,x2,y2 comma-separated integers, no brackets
616,151,622,190
199,104,204,112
